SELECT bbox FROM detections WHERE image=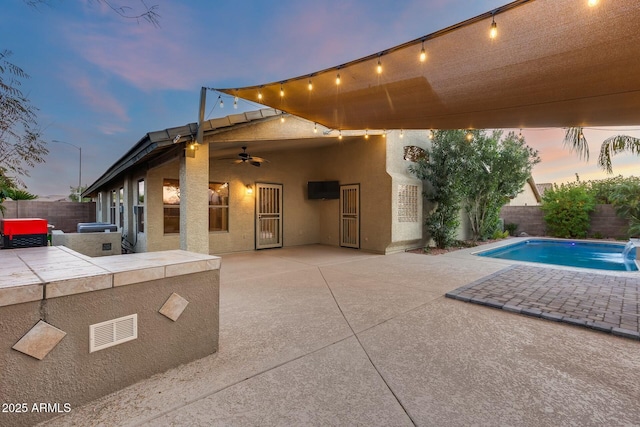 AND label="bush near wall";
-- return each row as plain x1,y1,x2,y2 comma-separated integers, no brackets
500,205,630,239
